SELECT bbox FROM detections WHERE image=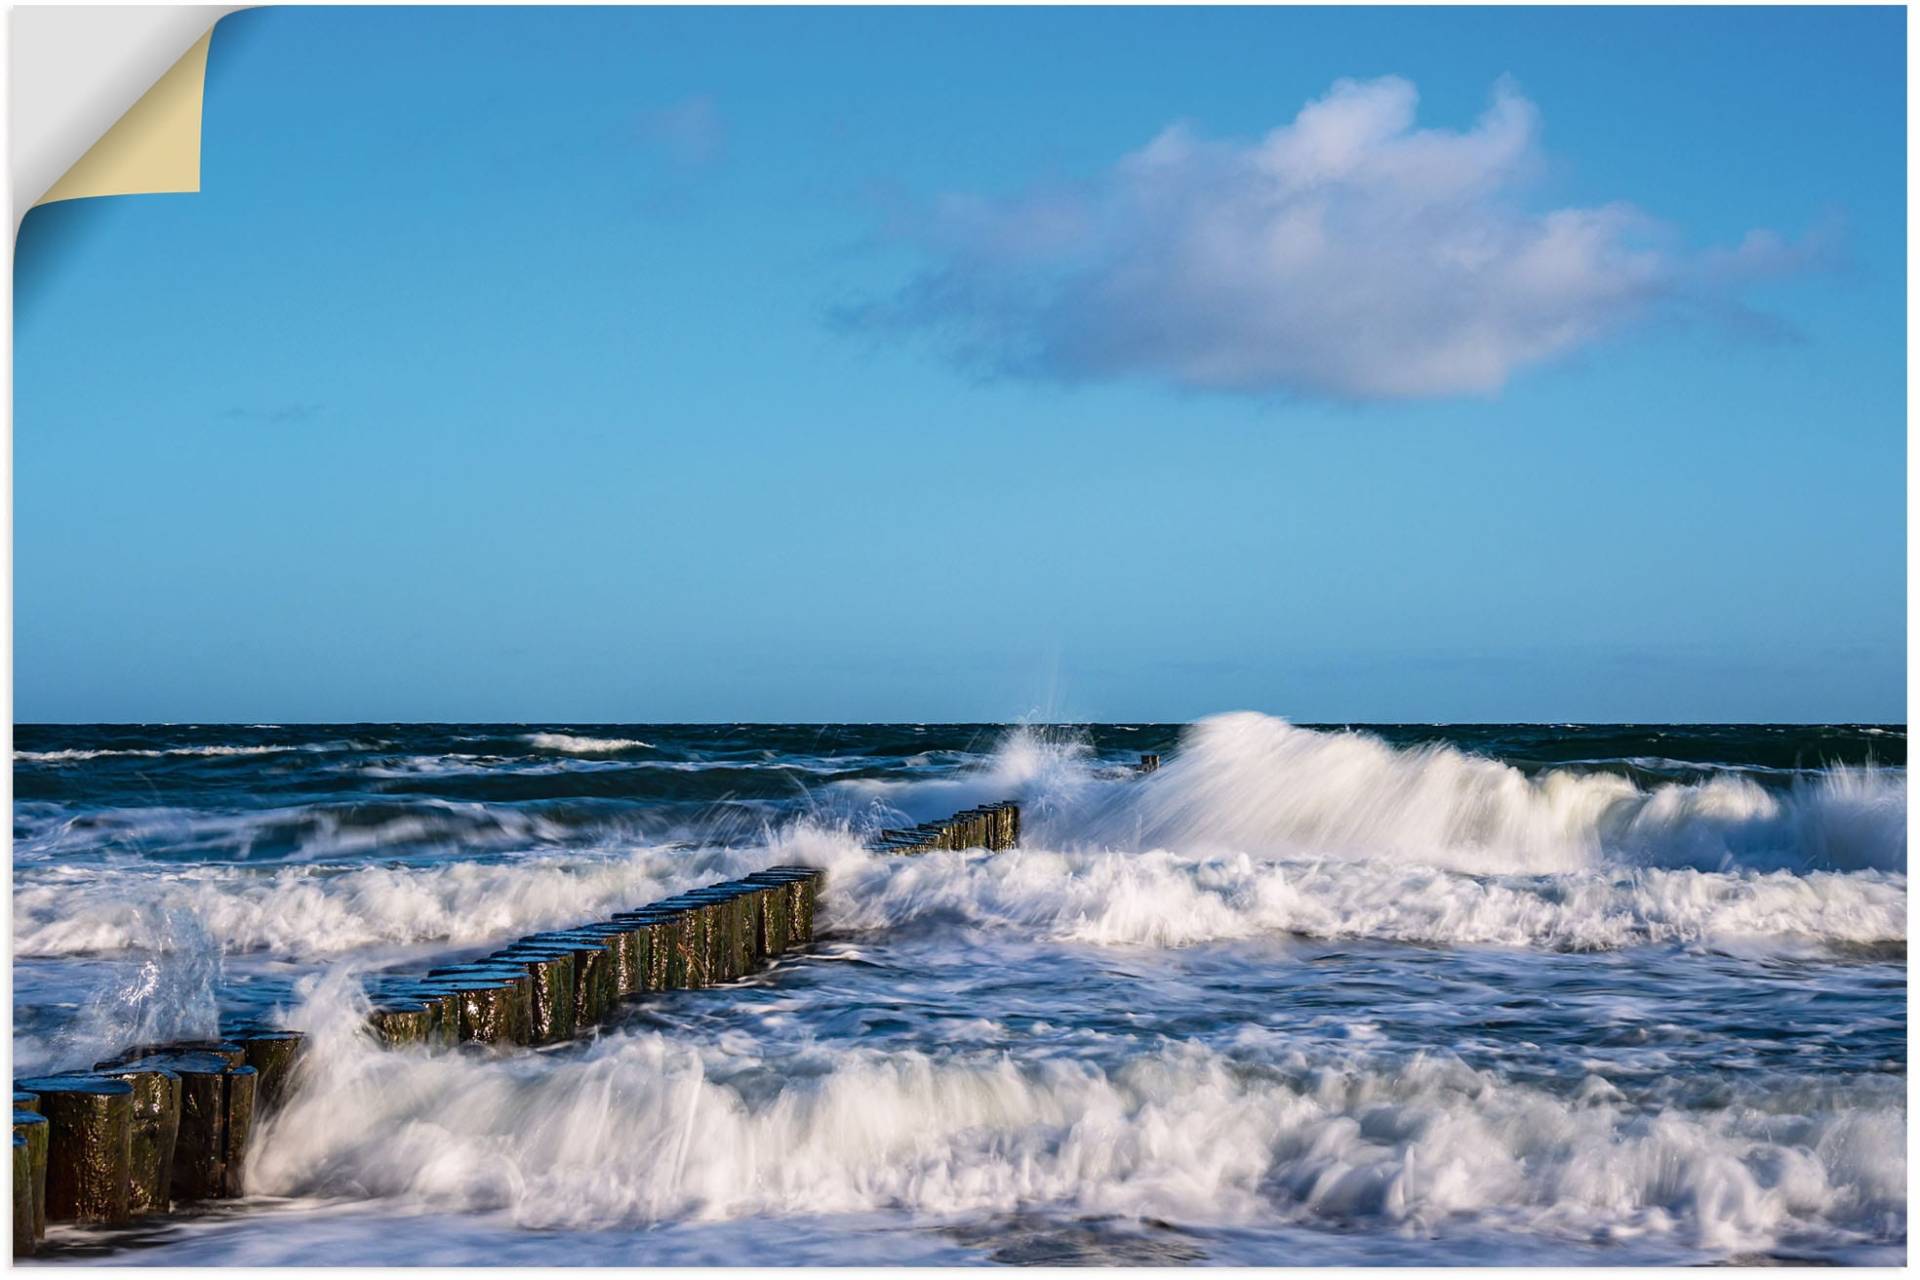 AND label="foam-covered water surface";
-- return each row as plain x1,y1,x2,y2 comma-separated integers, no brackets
13,717,1906,1264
